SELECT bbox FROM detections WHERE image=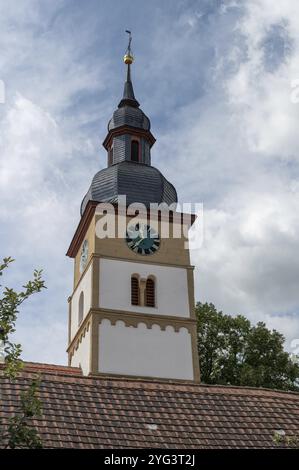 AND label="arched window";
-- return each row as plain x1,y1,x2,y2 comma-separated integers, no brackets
78,292,84,325
131,140,139,162
108,146,113,166
145,278,155,307
131,275,140,305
